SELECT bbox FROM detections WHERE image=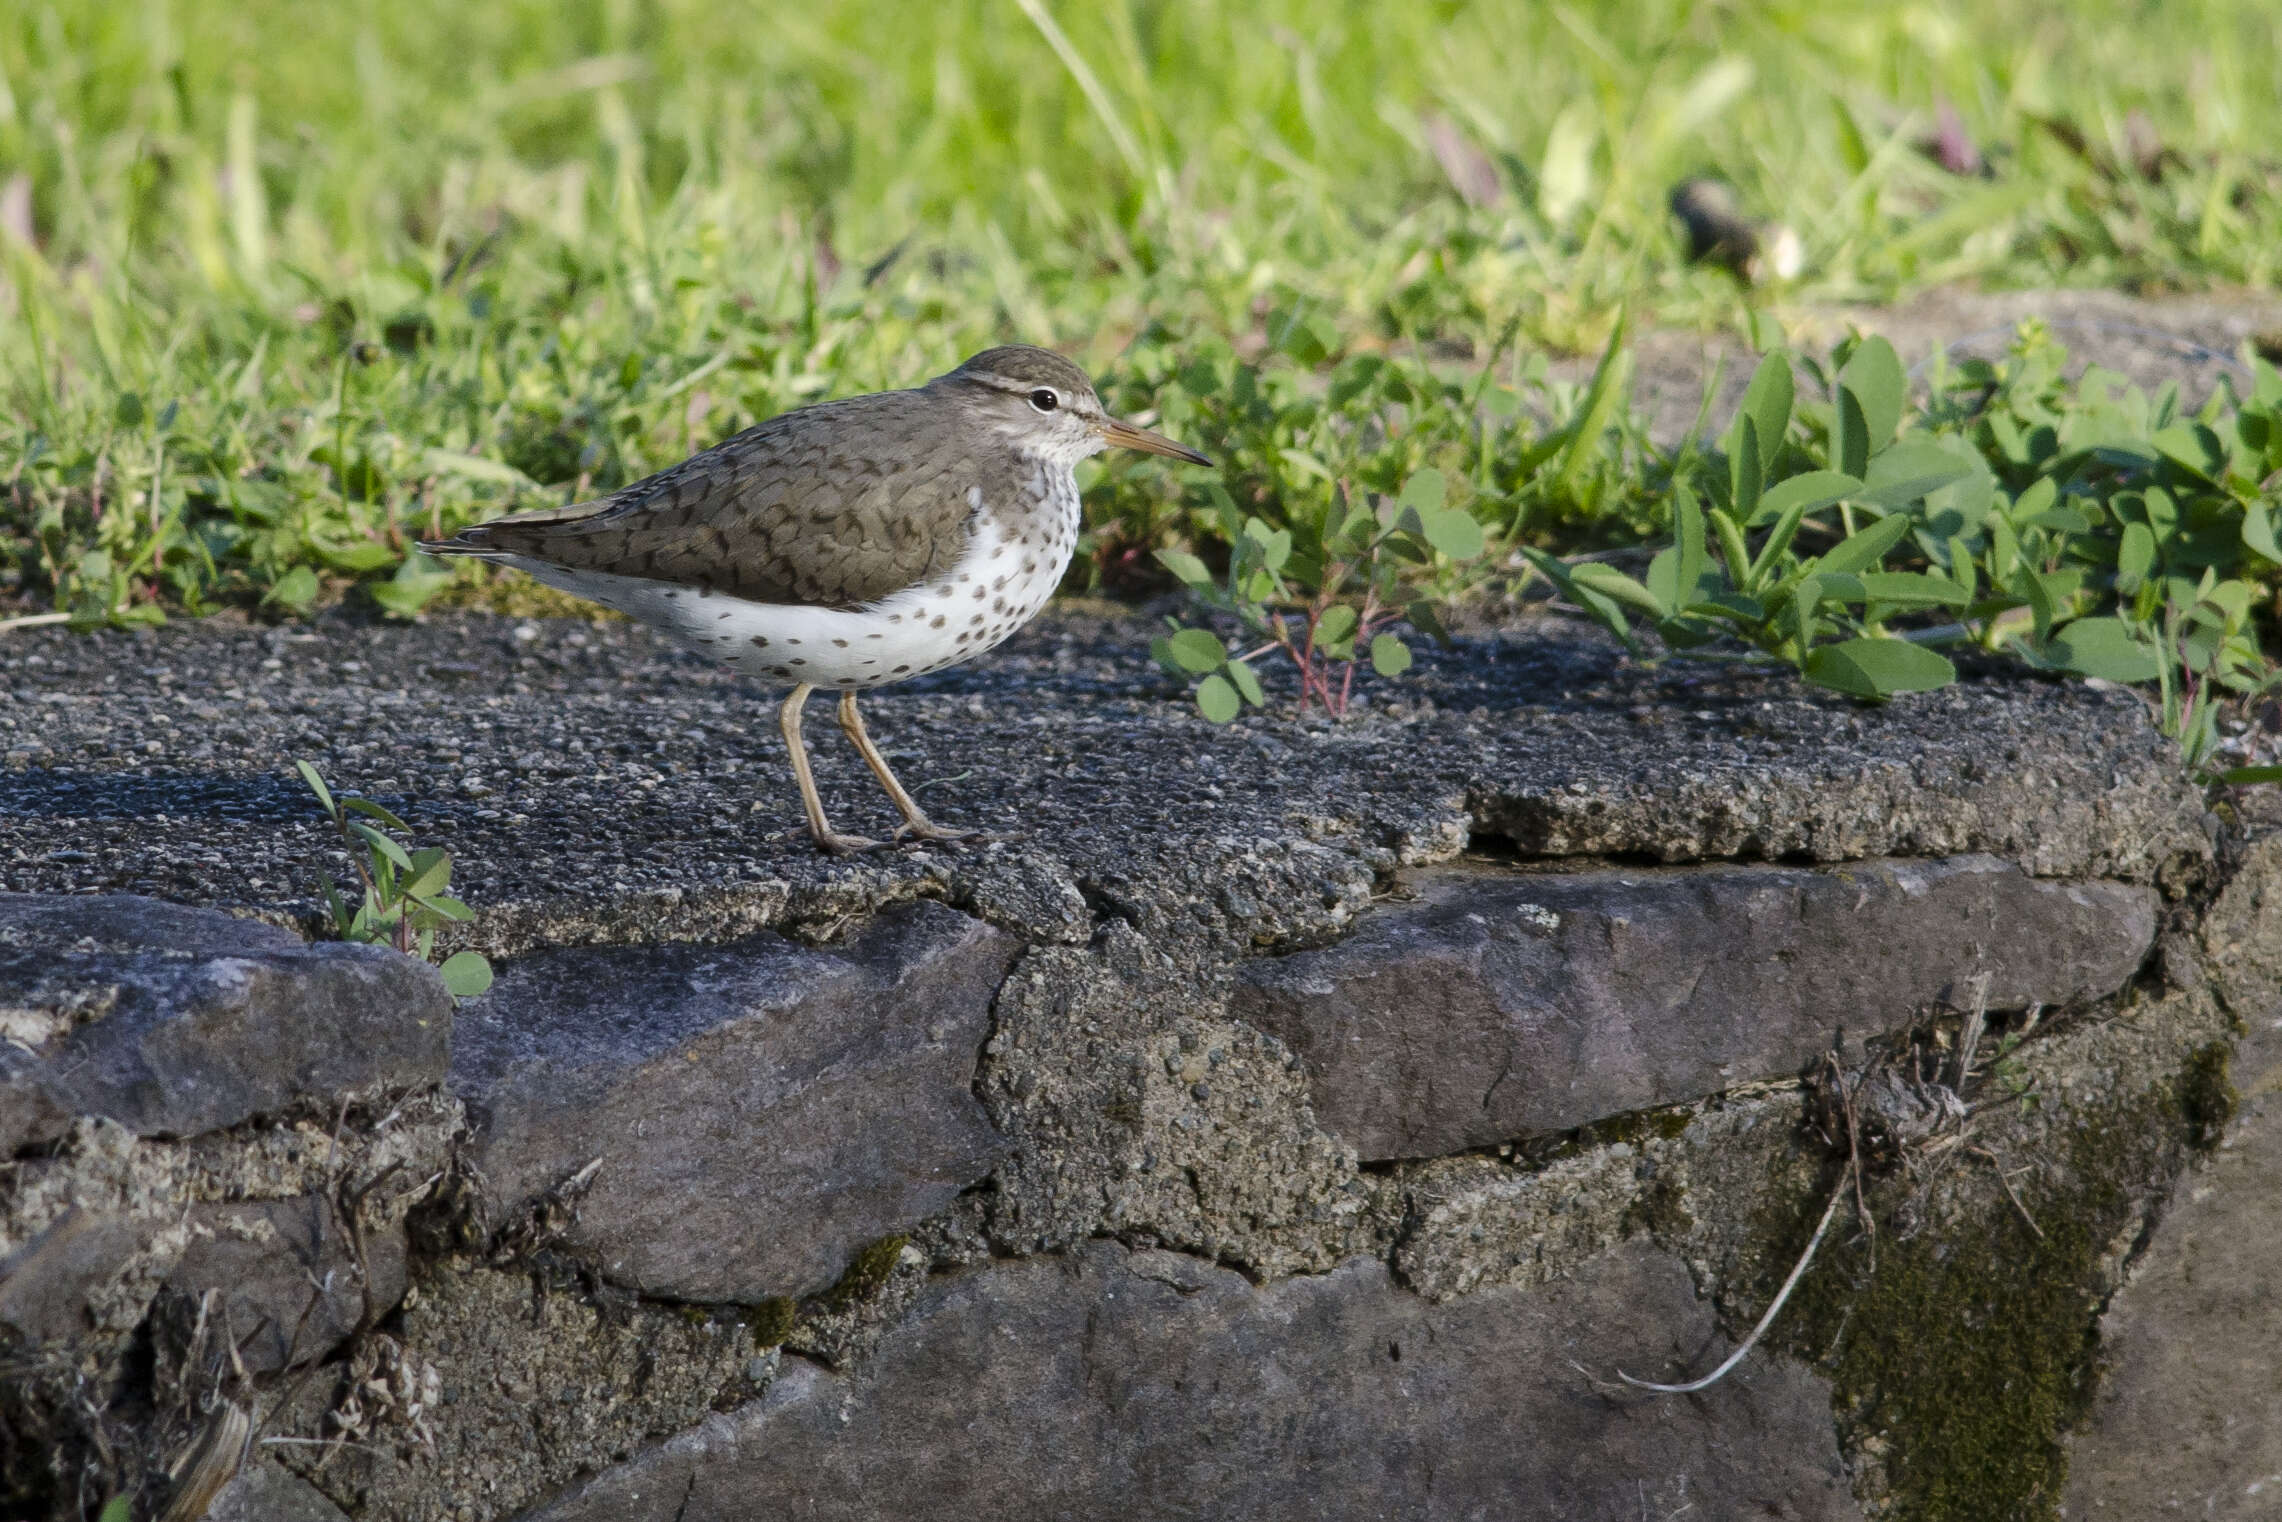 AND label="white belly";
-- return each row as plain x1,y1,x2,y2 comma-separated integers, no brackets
496,508,1071,690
